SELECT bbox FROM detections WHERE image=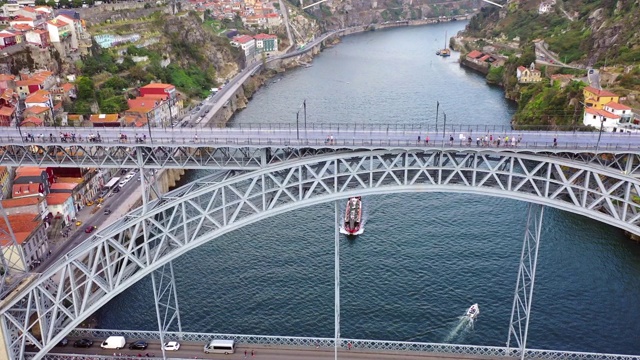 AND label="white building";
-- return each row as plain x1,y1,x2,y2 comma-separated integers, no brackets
231,35,256,59
583,107,620,132
46,18,73,45
46,192,76,226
